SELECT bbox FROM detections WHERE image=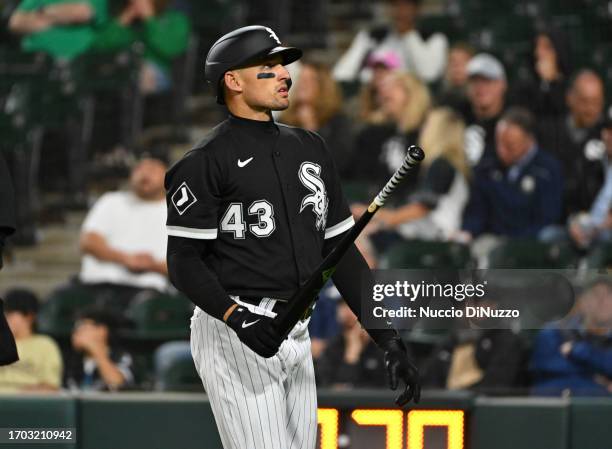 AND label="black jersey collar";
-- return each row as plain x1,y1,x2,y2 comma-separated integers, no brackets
228,112,278,133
